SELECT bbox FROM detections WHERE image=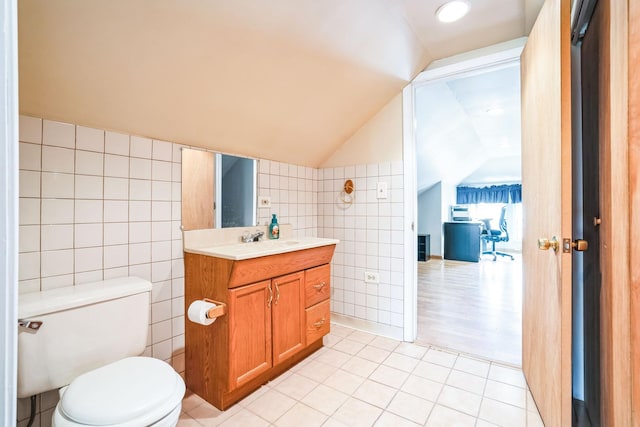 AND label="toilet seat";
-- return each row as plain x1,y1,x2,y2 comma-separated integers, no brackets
52,357,185,427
